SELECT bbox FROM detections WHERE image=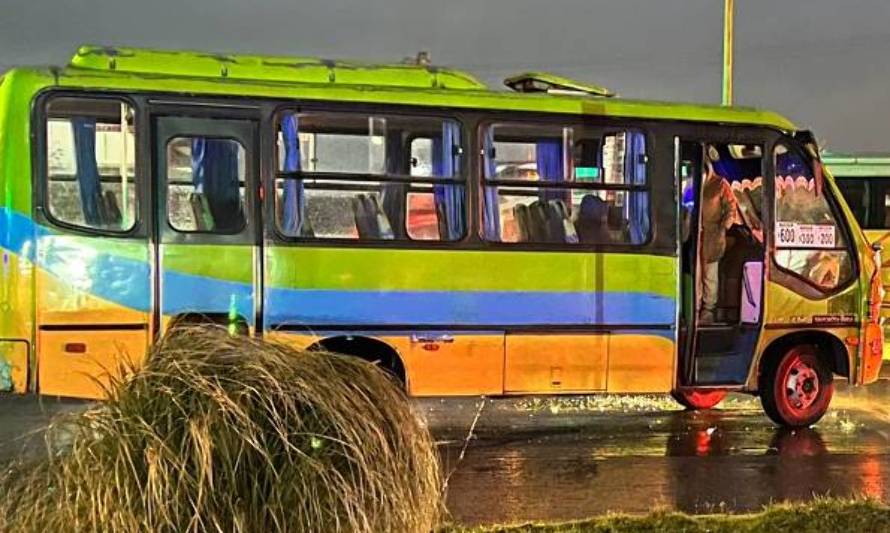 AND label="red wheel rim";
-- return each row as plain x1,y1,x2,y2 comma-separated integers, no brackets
676,389,726,410
783,354,820,411
773,347,833,426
